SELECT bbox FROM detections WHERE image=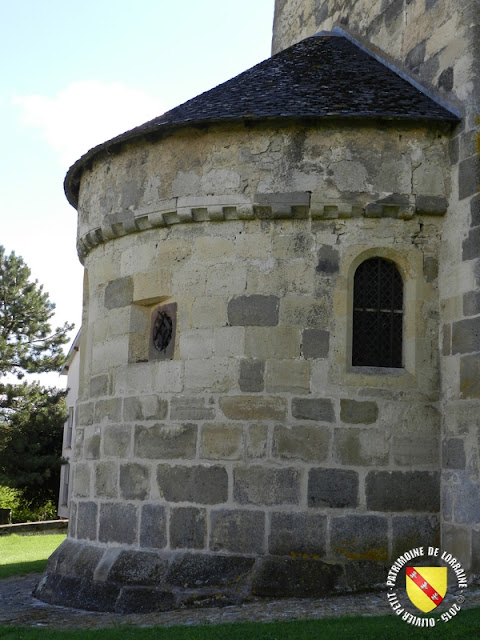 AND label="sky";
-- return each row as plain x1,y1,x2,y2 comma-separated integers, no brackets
1,0,275,387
